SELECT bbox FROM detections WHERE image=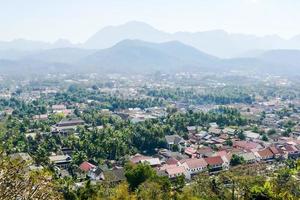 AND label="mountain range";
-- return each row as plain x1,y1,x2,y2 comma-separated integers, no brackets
1,21,300,58
0,39,300,76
